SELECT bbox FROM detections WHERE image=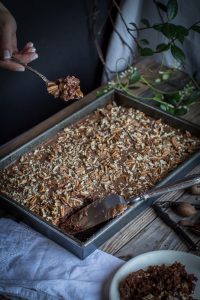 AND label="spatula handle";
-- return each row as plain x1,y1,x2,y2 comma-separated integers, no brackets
129,174,200,204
